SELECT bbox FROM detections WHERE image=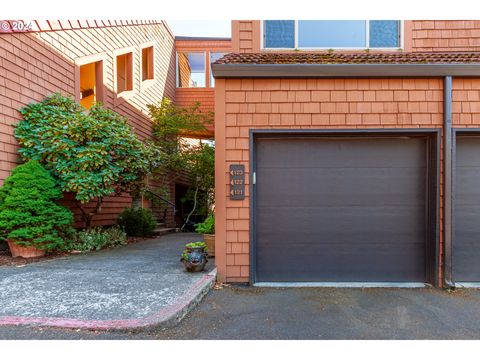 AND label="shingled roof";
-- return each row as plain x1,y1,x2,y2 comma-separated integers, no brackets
215,52,480,65
211,52,480,78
